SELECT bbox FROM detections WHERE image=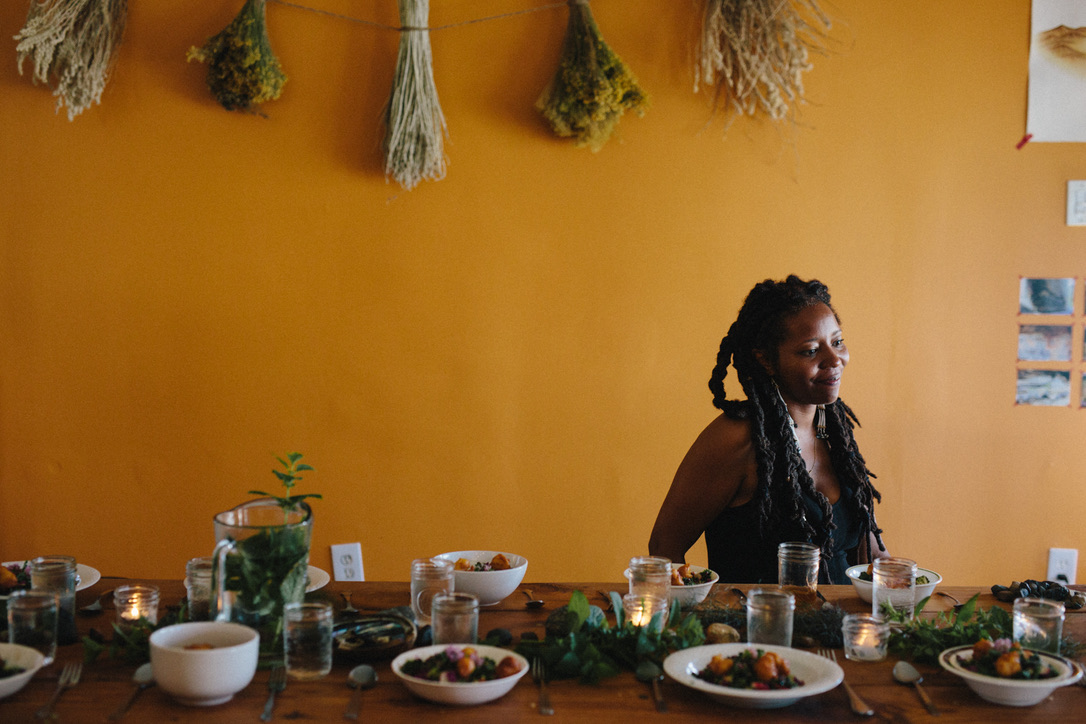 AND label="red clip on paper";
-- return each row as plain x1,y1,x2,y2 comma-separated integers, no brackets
1016,133,1033,149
